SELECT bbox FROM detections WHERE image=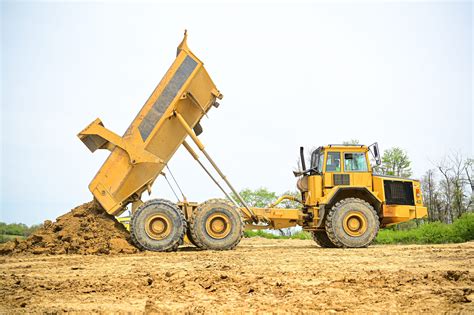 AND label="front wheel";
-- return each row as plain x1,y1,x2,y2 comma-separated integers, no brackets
325,198,379,248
